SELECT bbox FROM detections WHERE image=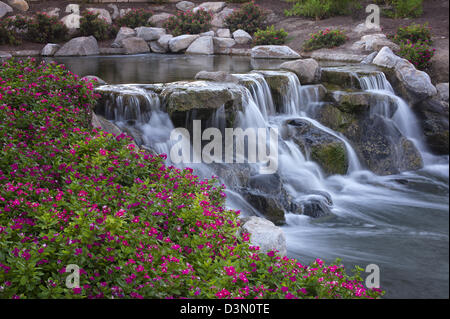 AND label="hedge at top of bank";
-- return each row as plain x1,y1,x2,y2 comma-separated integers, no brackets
0,58,385,299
